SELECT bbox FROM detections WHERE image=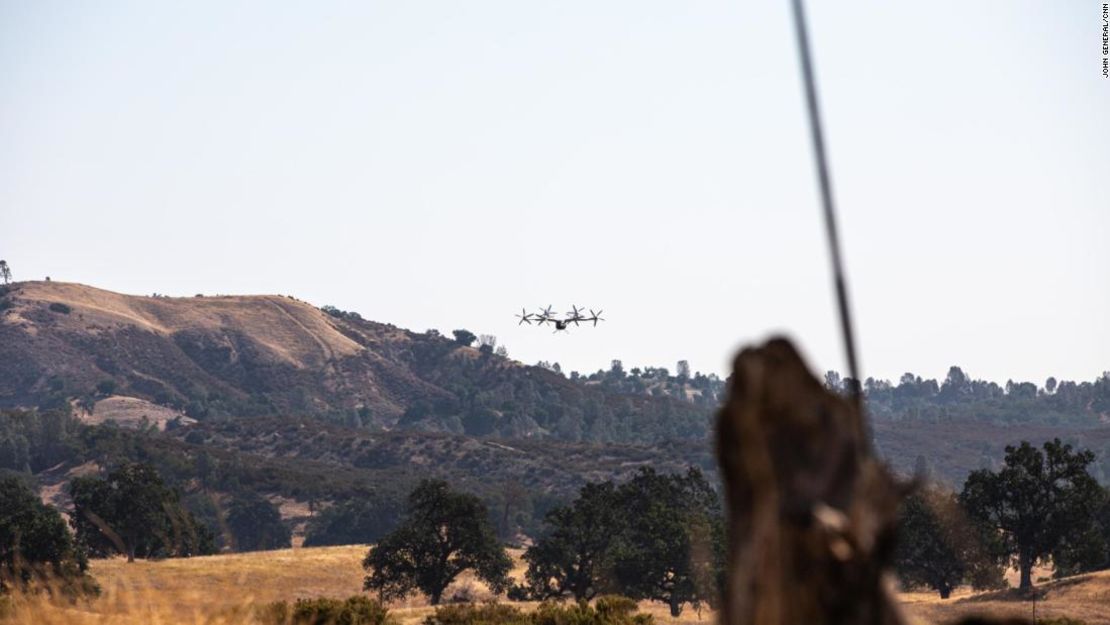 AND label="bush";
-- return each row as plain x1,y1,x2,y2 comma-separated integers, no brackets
423,602,530,625
263,596,394,625
532,596,653,625
452,330,477,347
423,598,652,625
47,302,70,314
321,305,363,321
